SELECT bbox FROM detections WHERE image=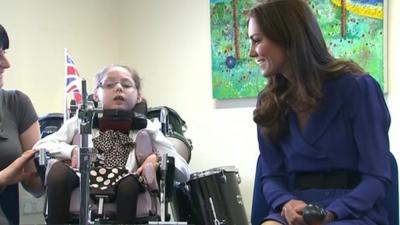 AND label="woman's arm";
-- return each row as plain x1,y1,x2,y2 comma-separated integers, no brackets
19,121,45,197
258,127,297,211
326,75,391,219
